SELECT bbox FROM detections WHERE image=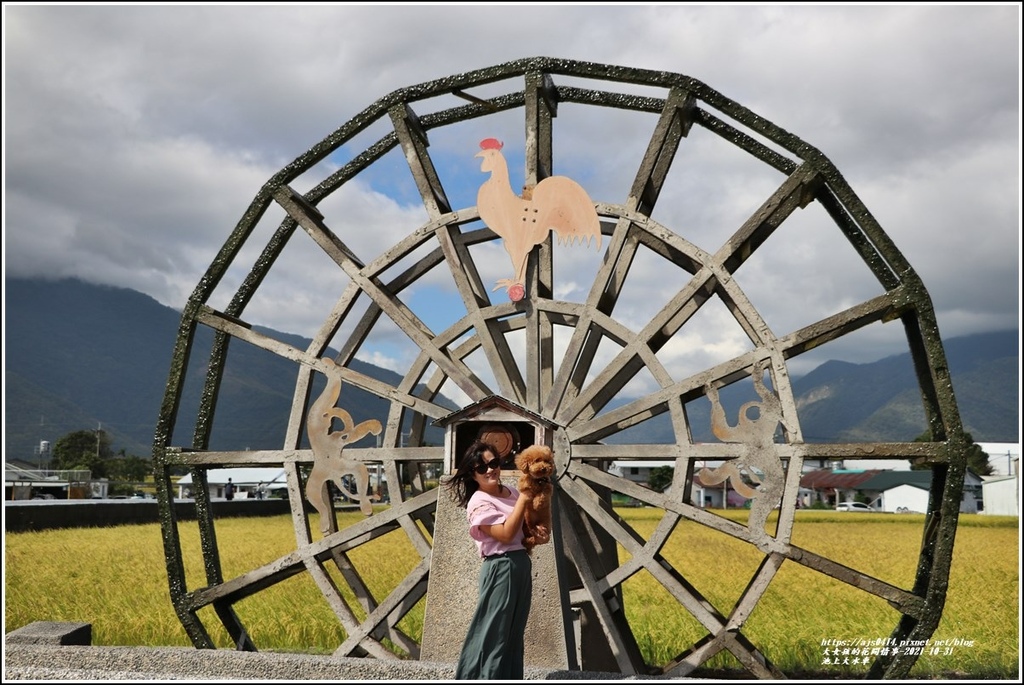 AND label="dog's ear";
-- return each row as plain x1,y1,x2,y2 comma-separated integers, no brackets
514,452,527,471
